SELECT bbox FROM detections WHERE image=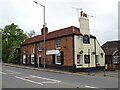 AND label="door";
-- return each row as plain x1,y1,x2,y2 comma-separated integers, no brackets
38,56,42,67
